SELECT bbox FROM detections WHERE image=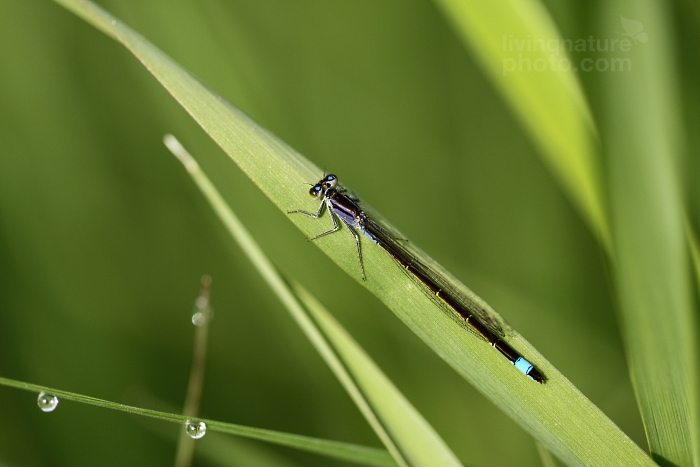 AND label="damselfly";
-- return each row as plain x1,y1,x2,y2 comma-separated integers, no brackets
289,174,544,383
